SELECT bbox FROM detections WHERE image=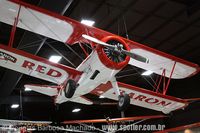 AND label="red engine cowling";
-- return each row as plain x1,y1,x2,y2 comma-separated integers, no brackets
96,36,130,70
